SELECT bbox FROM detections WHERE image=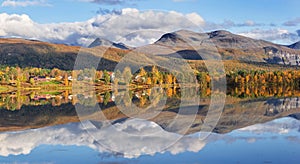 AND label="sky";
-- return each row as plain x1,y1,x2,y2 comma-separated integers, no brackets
0,0,300,46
